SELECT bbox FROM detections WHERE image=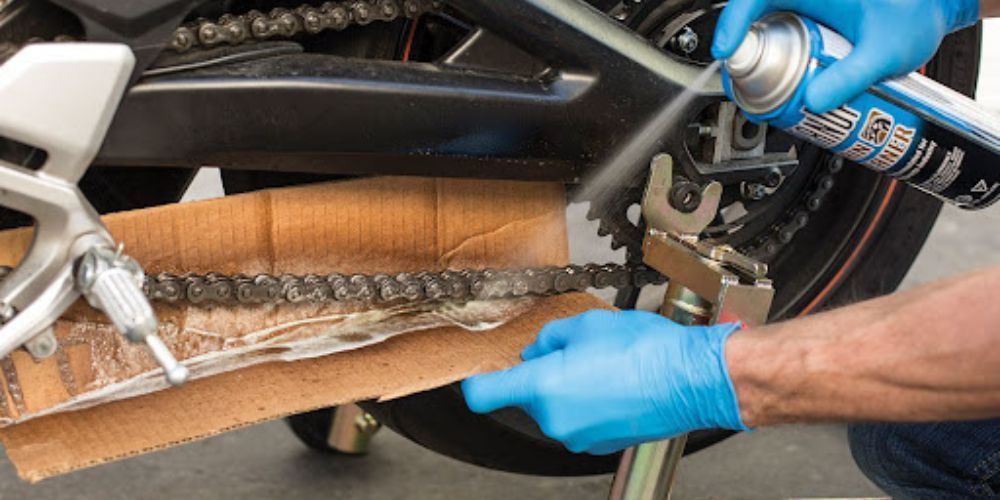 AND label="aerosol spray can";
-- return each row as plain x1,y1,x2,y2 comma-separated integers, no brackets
721,13,1000,209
